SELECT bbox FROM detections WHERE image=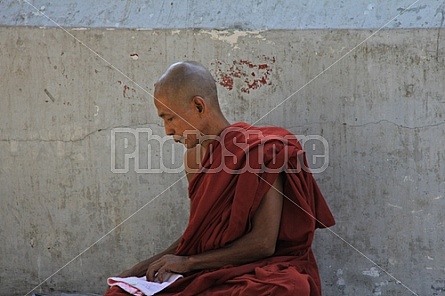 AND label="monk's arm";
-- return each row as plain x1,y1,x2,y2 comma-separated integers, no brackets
189,174,284,269
117,237,181,278
147,174,284,281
